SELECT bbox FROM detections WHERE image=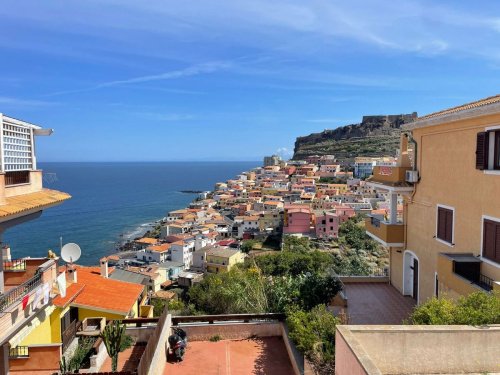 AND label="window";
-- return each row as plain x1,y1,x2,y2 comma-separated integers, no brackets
483,218,500,264
437,206,454,244
476,130,500,171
